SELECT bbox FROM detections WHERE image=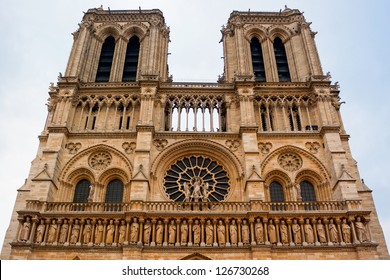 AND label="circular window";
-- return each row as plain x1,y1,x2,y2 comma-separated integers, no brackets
163,155,230,202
